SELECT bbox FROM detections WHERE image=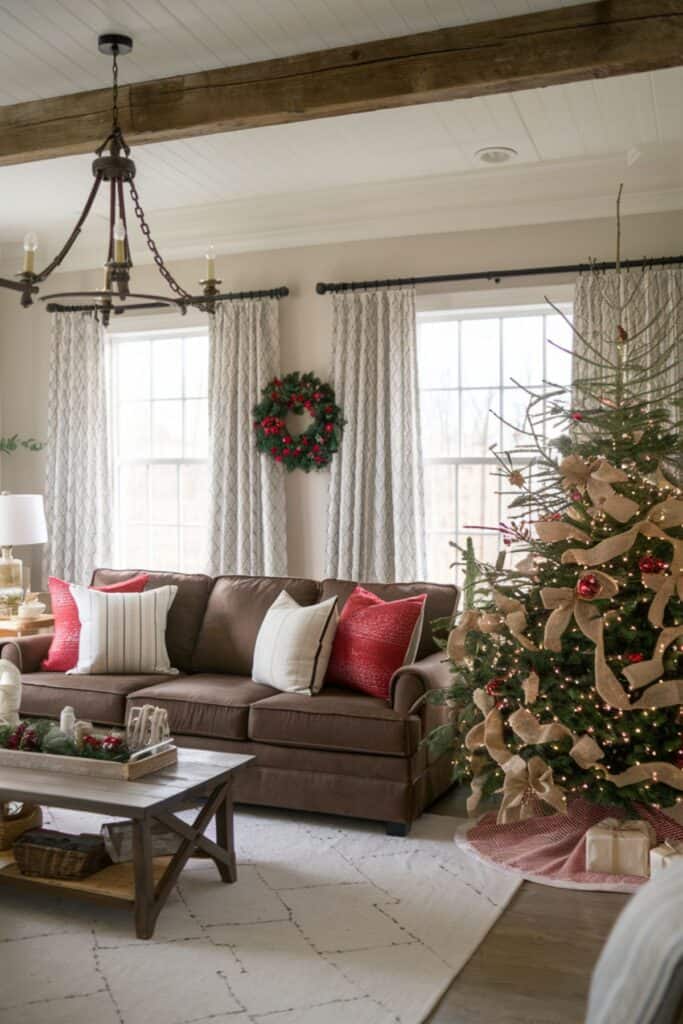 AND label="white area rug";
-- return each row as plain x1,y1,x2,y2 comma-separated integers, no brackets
0,808,521,1024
